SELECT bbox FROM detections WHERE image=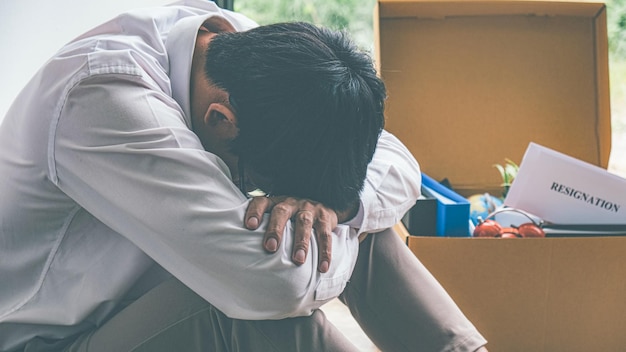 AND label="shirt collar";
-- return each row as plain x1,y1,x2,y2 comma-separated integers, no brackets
166,14,218,129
